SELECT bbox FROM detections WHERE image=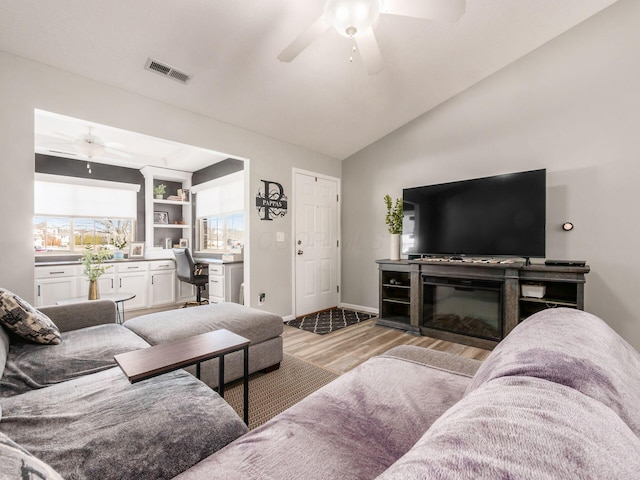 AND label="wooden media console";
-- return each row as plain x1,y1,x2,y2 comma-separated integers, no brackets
377,258,590,349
